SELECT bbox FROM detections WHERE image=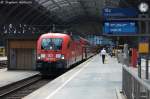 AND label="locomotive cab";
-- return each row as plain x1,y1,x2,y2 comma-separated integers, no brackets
36,33,94,75
36,33,69,74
